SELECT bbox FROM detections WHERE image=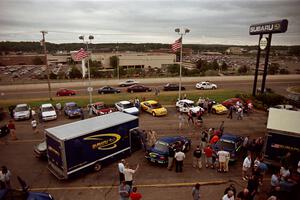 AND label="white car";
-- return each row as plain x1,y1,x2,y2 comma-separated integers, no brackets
13,104,31,120
119,79,139,87
115,101,139,115
195,81,217,90
40,103,57,121
176,99,204,115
